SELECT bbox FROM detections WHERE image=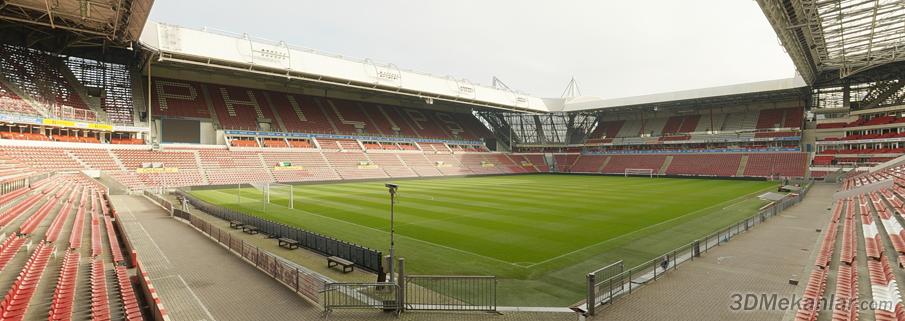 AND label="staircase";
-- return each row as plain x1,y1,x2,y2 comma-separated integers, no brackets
736,155,749,176
192,150,210,185
57,60,108,120
65,150,90,169
659,156,673,175
394,154,418,176
258,153,277,181
108,149,128,171
129,69,148,125
824,168,848,183
597,156,612,173
262,92,288,132
0,73,49,117
317,151,341,178
199,84,222,129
